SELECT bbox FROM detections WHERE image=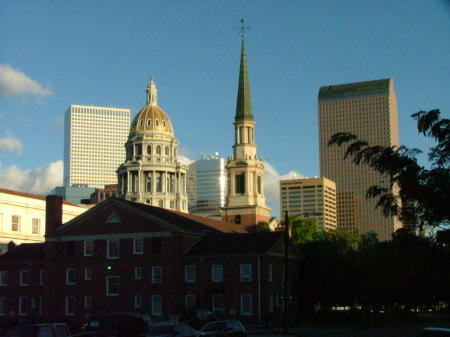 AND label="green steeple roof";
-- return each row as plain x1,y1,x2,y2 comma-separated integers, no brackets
235,38,253,121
